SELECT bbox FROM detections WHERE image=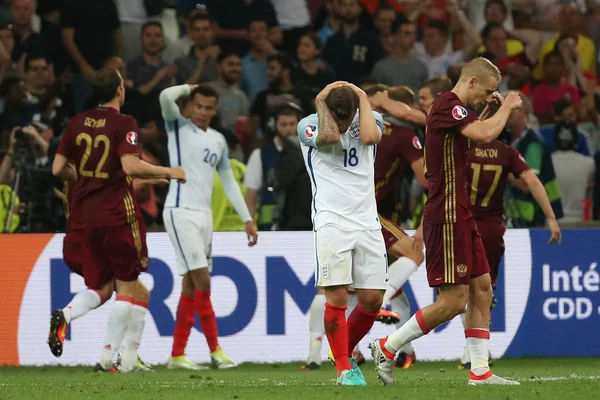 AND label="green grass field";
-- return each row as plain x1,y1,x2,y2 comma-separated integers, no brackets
1,359,599,400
